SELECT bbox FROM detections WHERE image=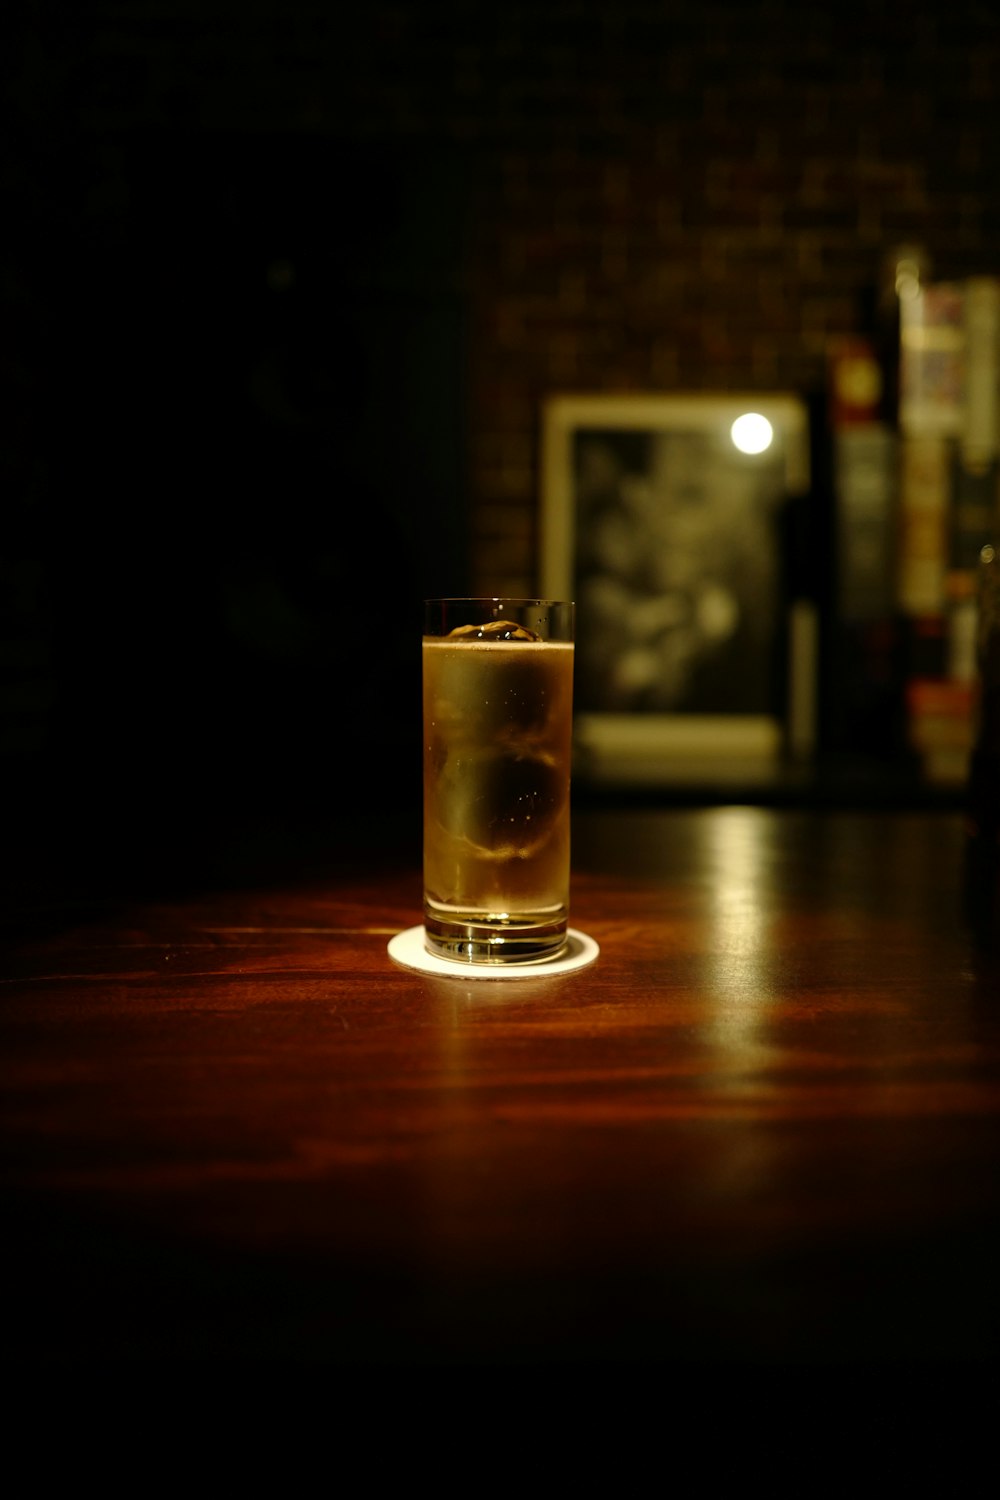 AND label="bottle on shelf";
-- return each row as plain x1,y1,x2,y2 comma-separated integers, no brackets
963,543,1000,943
